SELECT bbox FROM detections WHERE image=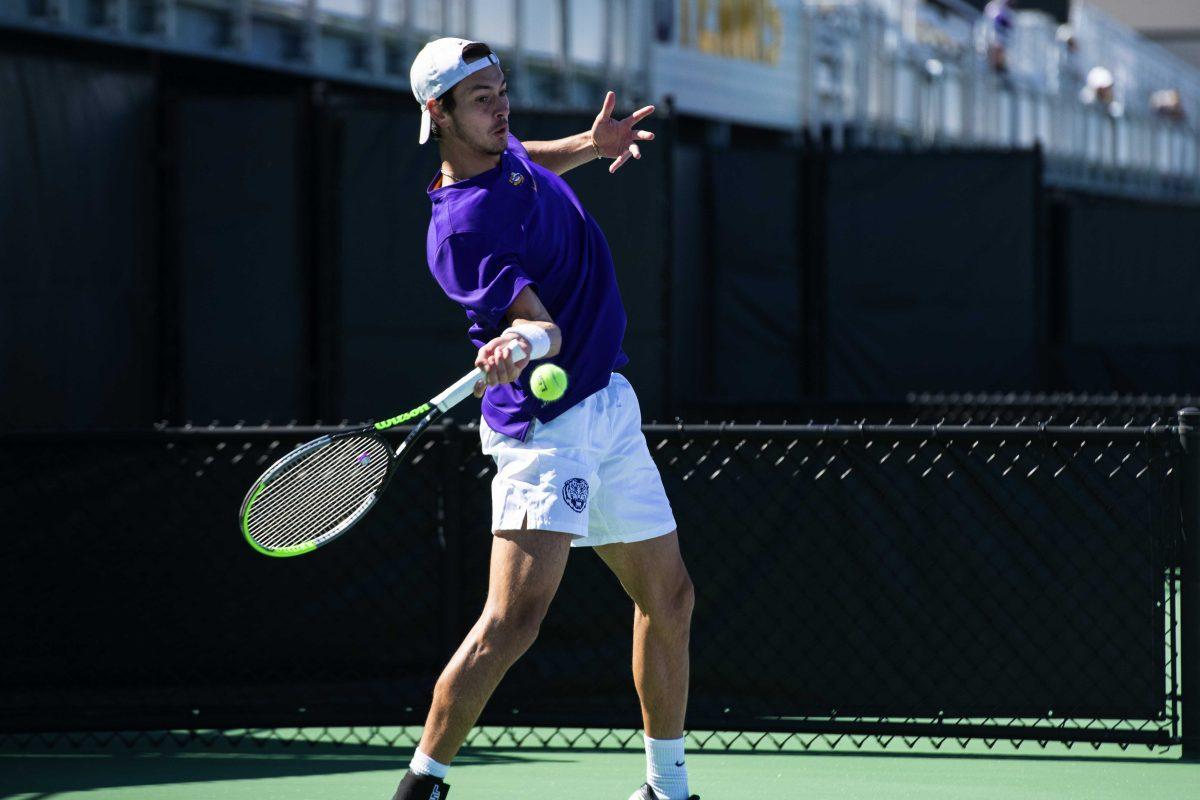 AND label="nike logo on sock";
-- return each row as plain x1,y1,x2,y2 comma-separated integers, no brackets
674,760,685,767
